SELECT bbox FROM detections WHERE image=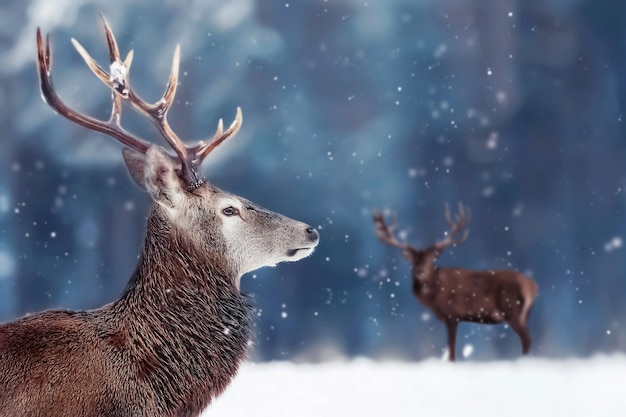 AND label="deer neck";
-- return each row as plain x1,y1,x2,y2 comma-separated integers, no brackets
107,205,254,411
413,256,438,282
411,254,439,298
